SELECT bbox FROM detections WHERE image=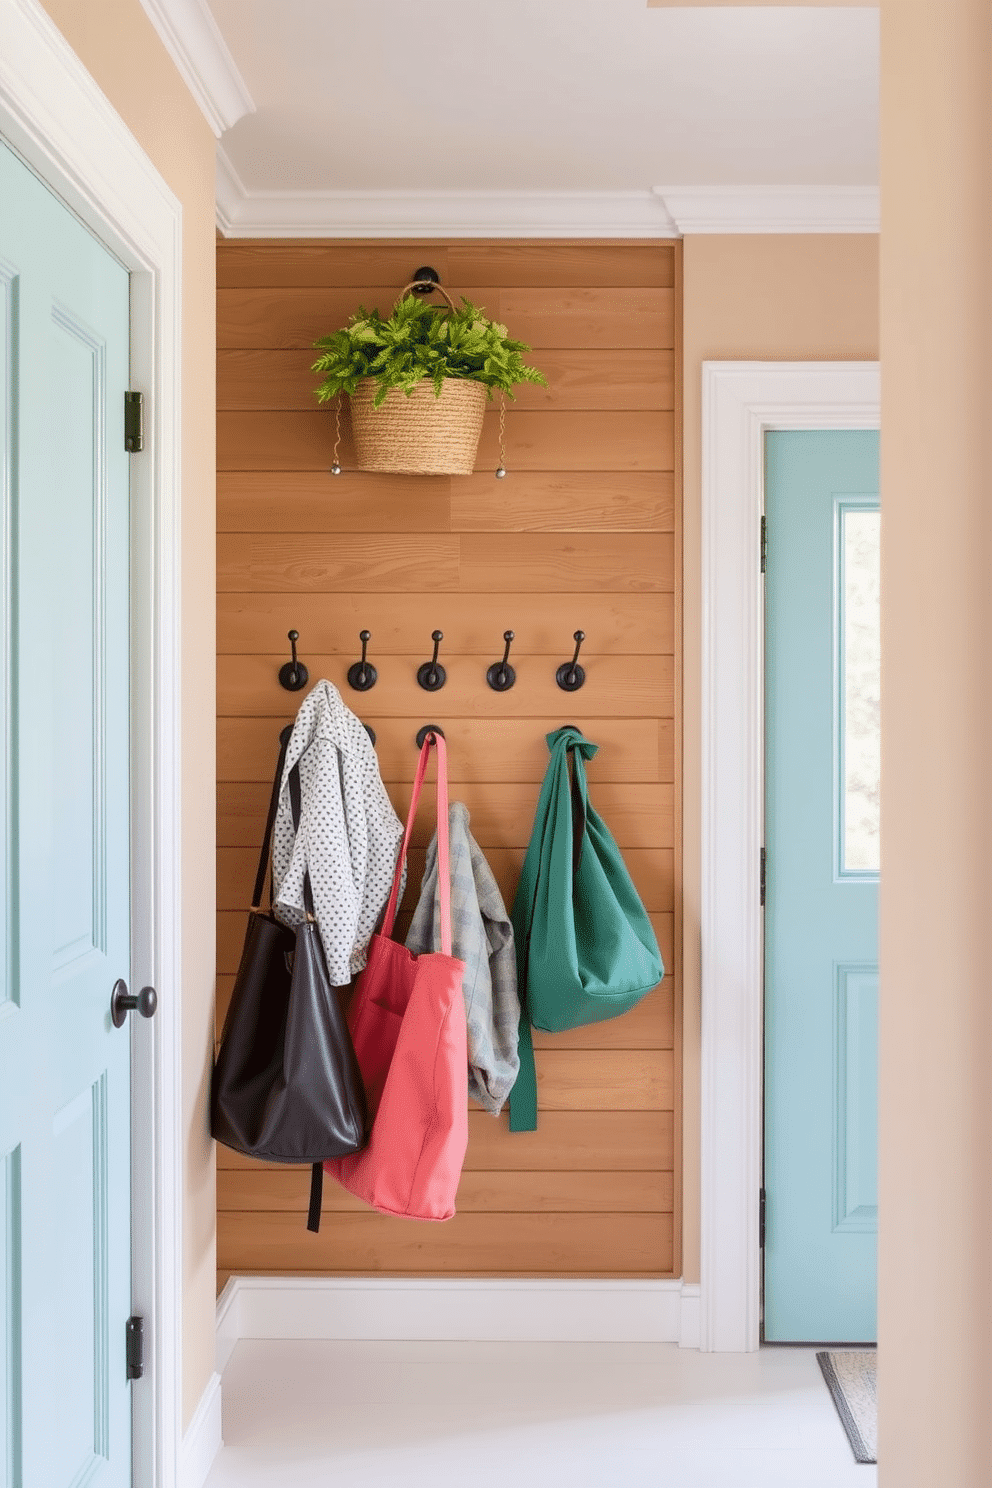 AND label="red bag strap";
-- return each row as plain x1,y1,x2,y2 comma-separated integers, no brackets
380,730,452,955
